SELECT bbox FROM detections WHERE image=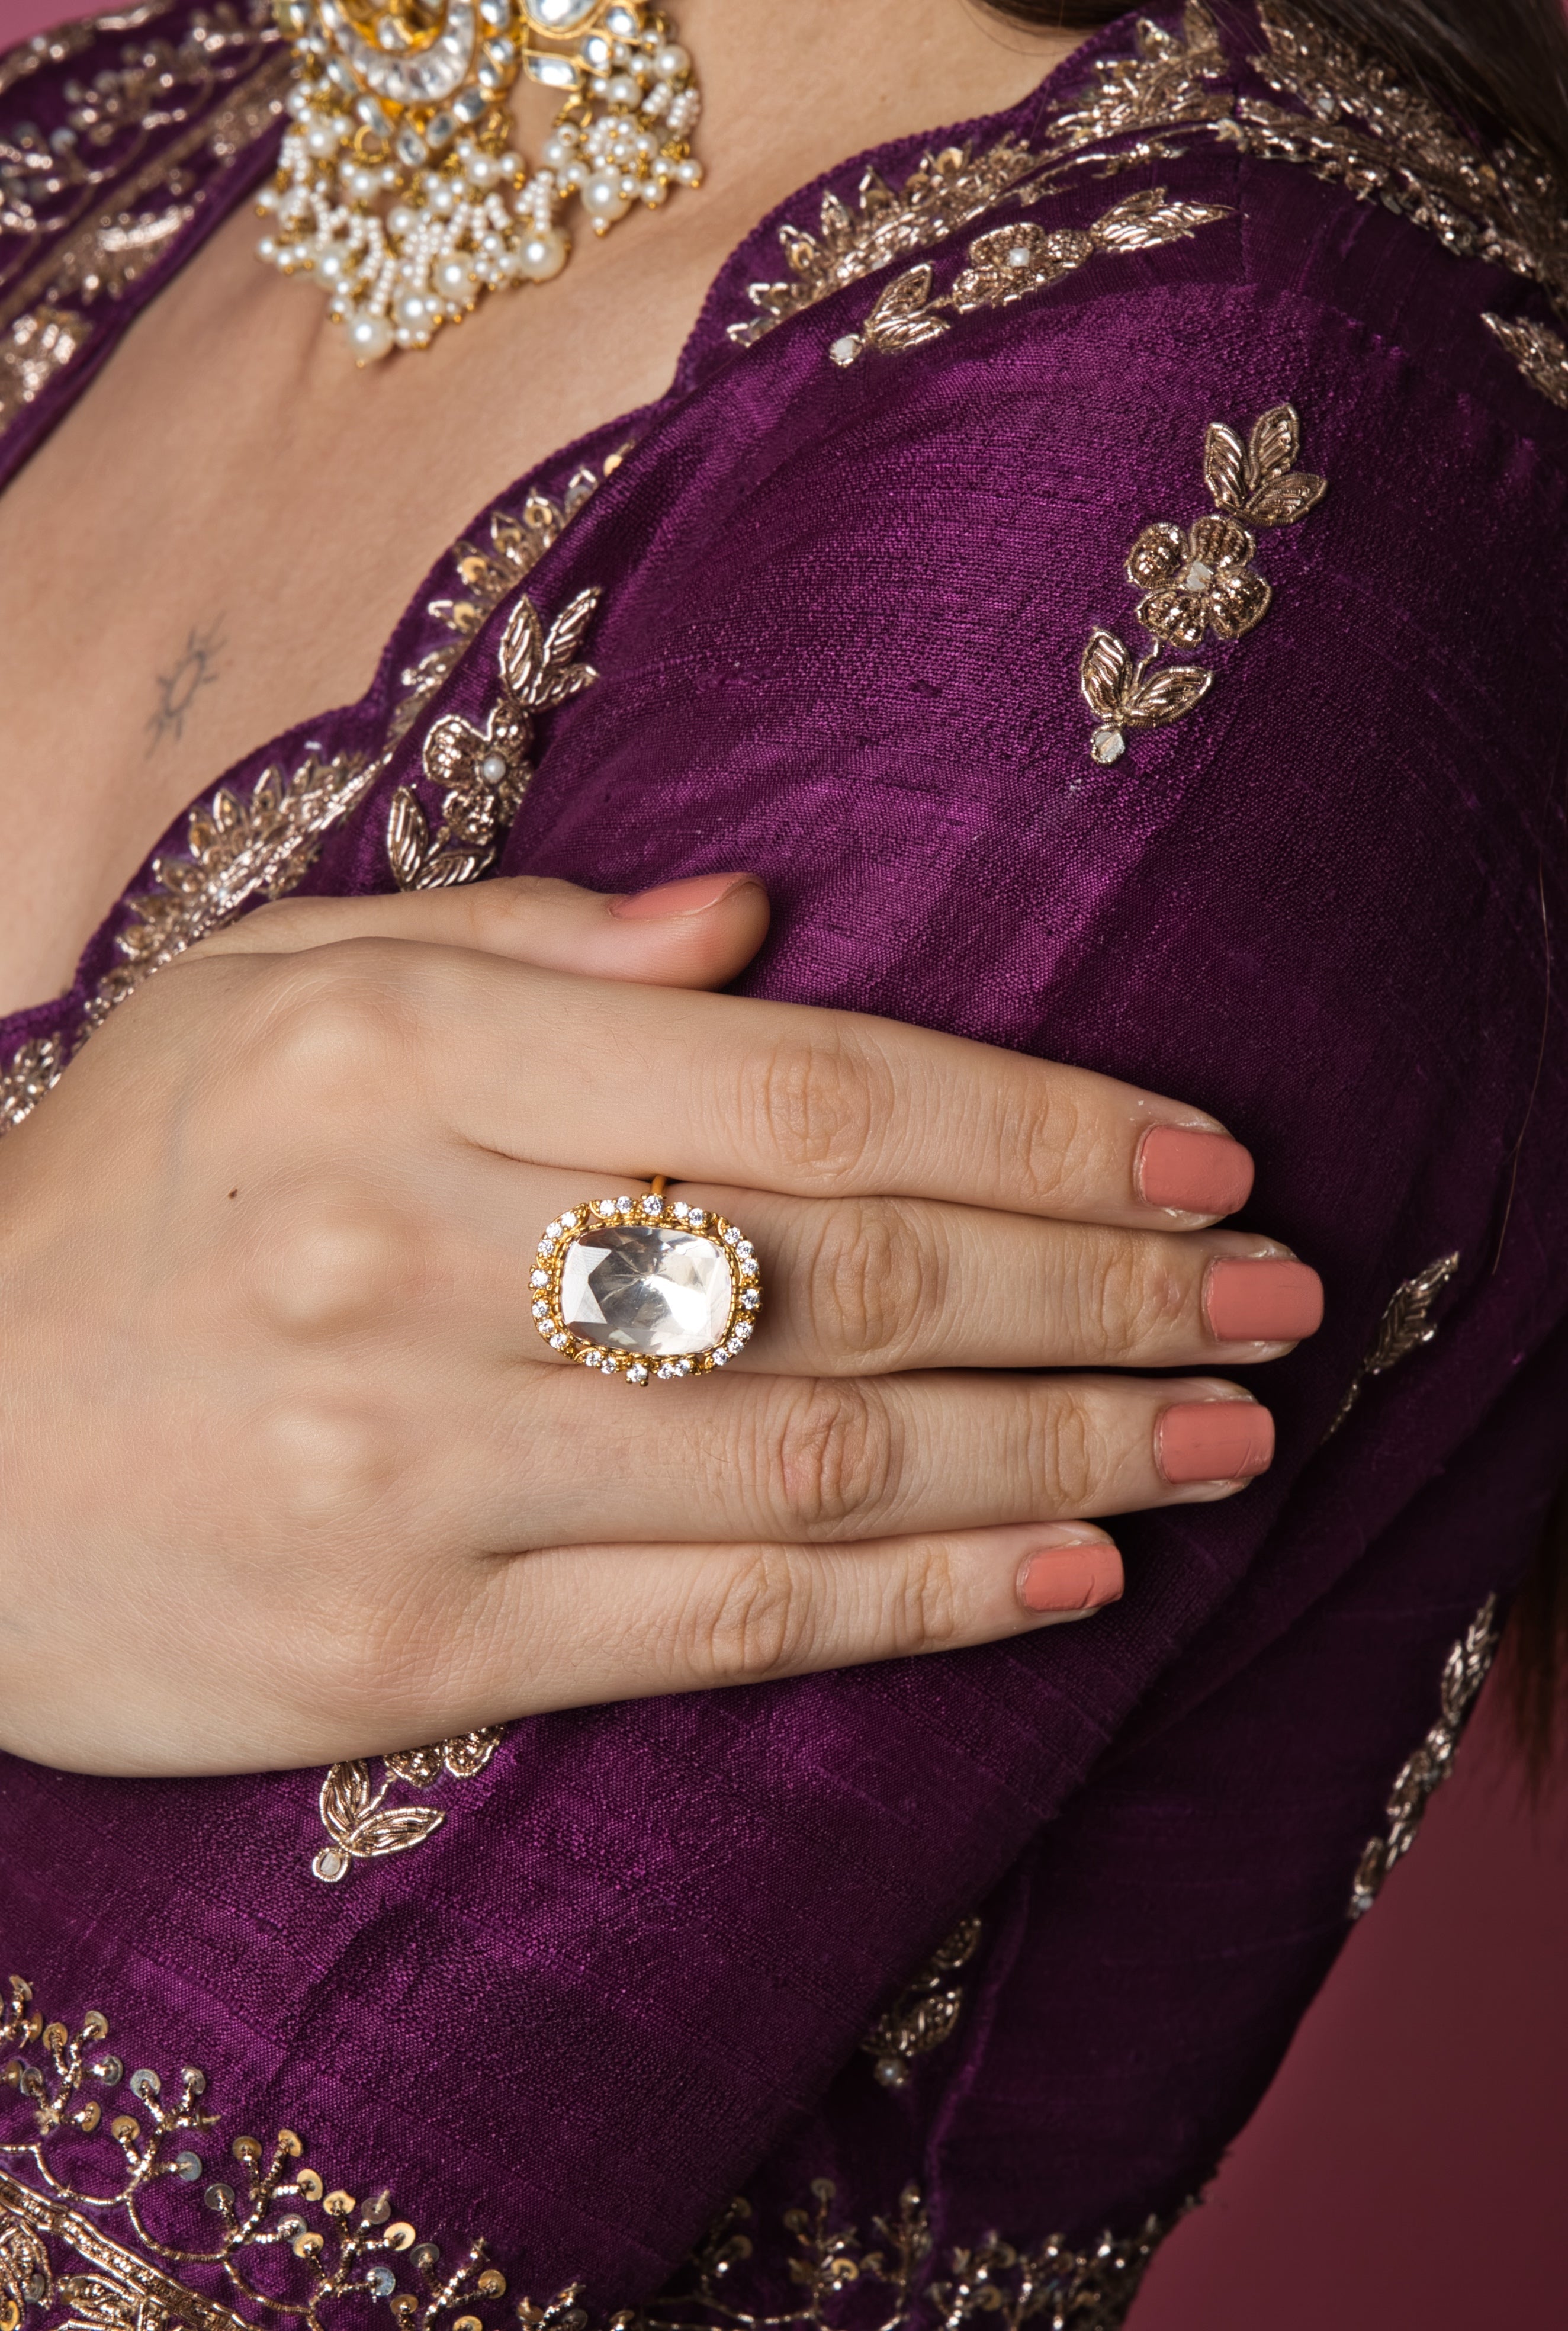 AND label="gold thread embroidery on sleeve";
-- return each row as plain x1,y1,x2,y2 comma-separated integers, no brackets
730,1,1568,410
1078,402,1326,765
0,1979,1188,2331
860,1916,982,2091
827,187,1230,367
1349,1594,1499,1918
1223,1,1568,404
0,1038,65,1135
388,586,600,892
1482,313,1568,412
311,1730,505,1883
1325,1249,1461,1437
